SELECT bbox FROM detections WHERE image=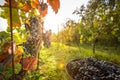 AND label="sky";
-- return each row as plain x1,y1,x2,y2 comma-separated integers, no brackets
0,0,7,31
0,0,89,33
44,0,89,33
